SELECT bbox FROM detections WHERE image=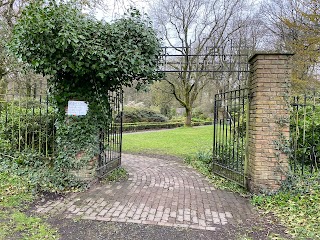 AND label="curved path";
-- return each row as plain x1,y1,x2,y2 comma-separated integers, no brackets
34,154,257,231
